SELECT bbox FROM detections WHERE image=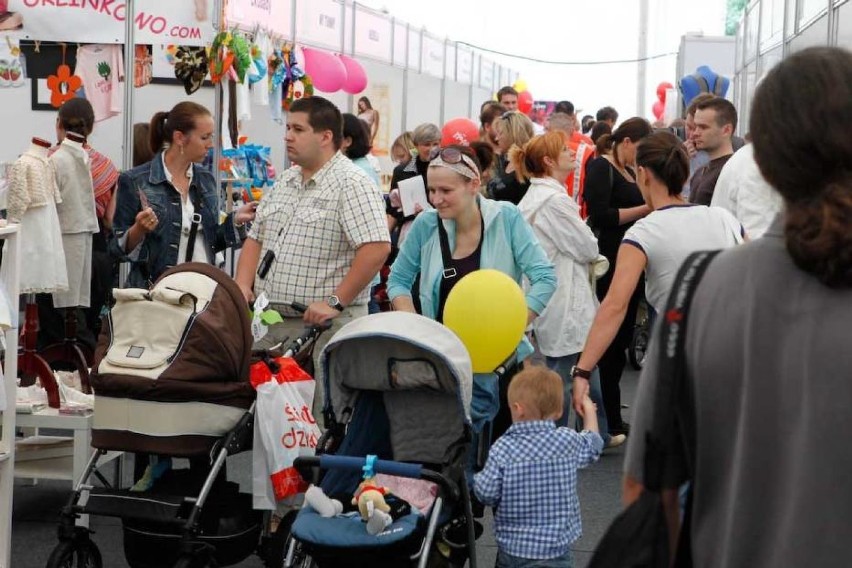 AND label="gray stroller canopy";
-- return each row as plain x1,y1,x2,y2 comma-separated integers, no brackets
320,312,473,464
